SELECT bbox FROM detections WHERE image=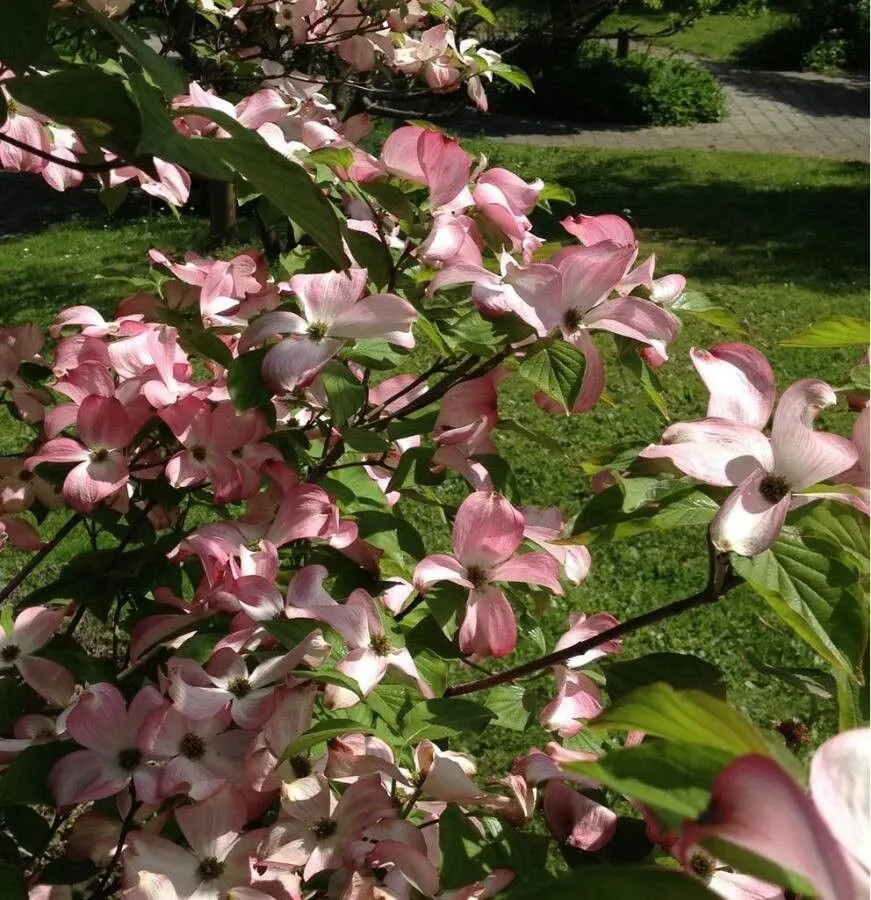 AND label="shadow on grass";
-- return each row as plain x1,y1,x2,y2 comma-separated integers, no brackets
494,151,869,292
